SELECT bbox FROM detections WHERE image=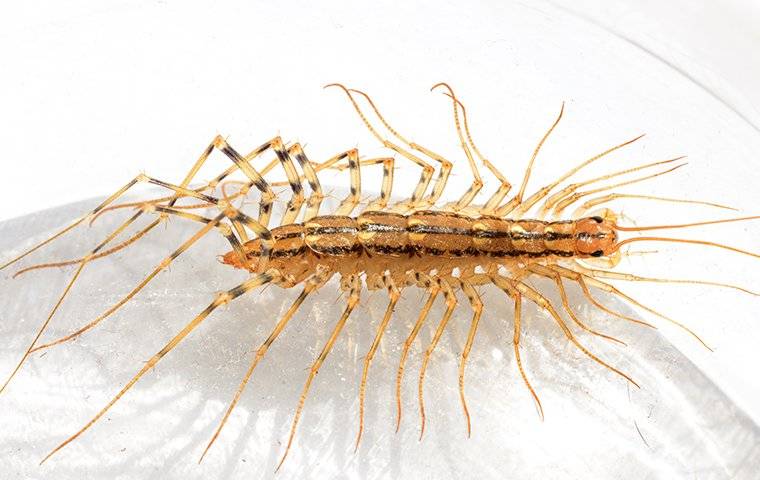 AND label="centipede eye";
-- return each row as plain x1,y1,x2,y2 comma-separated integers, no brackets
590,250,604,257
591,216,603,223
